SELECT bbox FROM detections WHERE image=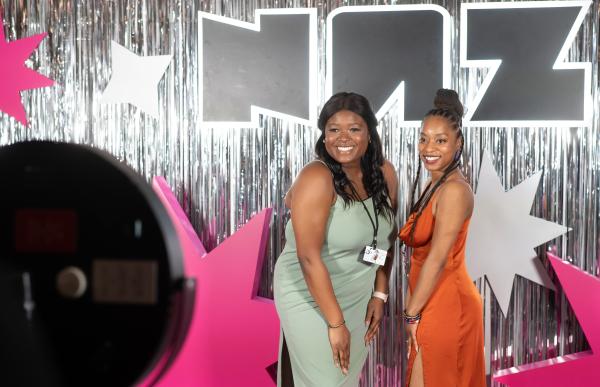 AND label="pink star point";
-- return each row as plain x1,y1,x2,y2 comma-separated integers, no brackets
0,17,54,126
143,177,279,386
493,253,600,386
